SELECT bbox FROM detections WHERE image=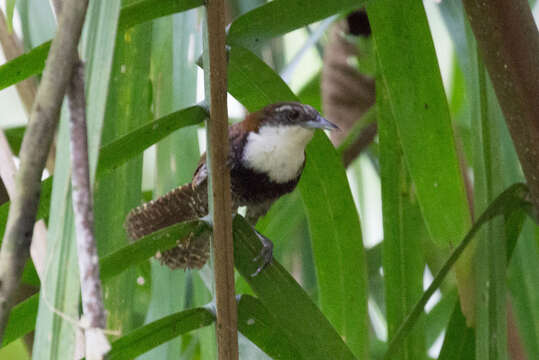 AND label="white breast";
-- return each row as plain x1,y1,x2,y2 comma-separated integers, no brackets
242,125,314,183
